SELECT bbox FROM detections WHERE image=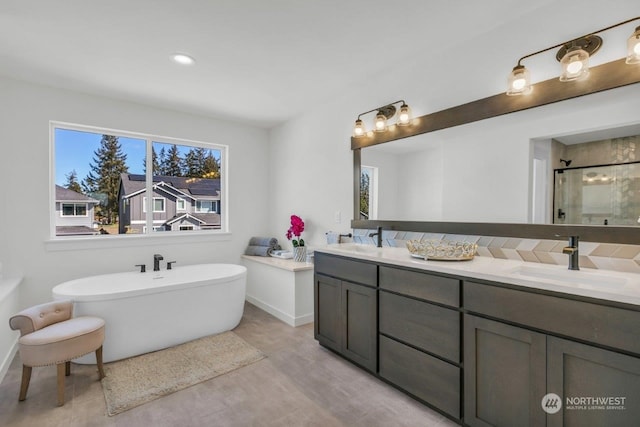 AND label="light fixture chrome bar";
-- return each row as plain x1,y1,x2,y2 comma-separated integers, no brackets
514,16,640,67
353,100,410,138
